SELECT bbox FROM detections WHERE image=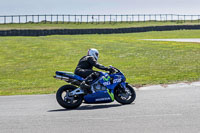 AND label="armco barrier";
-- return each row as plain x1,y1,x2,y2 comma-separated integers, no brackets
1,25,200,36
